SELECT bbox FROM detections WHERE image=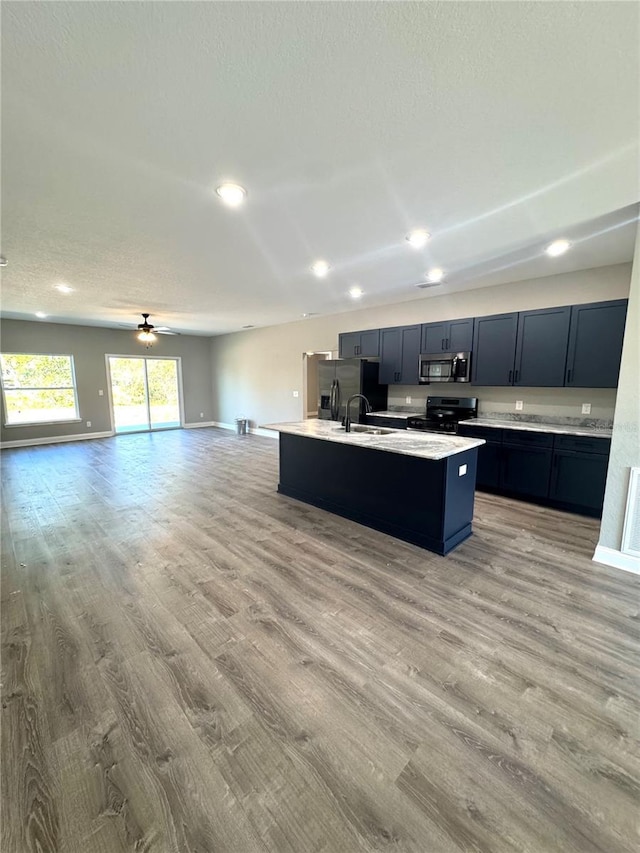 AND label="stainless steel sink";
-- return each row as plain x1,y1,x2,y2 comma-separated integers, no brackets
349,425,396,435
